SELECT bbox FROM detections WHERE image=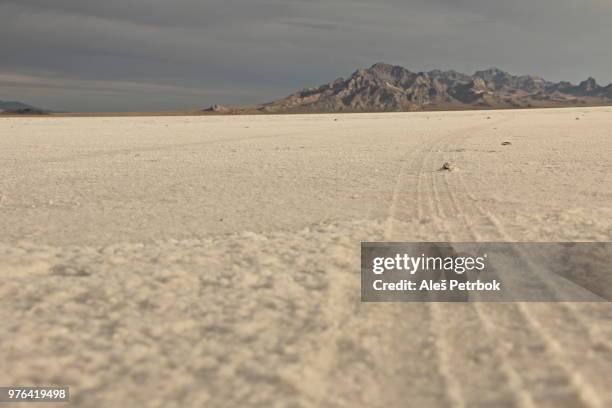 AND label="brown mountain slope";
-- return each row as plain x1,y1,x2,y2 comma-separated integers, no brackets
0,100,48,115
239,63,612,113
